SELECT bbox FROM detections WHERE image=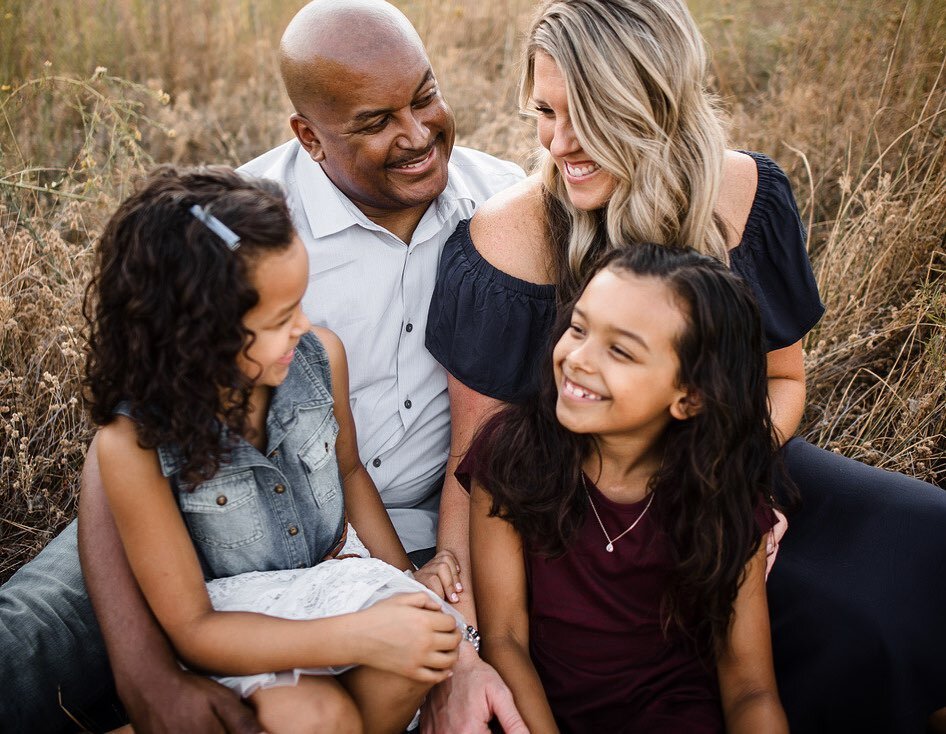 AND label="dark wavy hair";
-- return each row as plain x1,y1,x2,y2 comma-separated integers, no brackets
472,243,780,659
83,165,295,489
